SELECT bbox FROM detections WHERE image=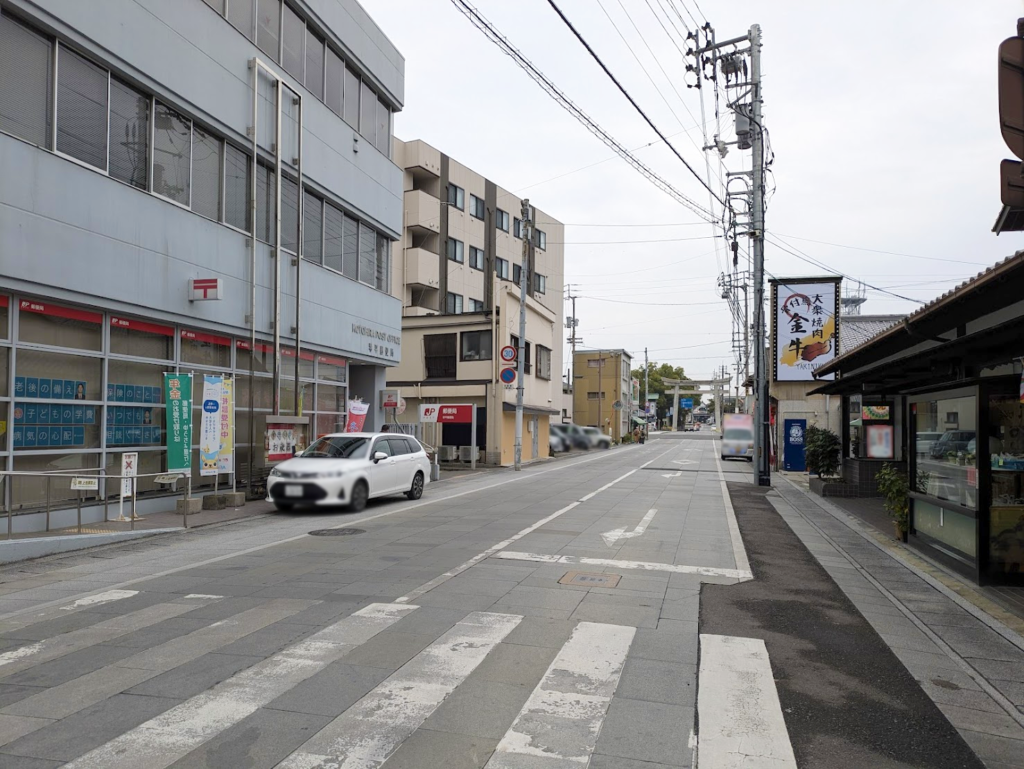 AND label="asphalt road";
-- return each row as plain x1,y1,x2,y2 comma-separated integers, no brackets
0,432,984,768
